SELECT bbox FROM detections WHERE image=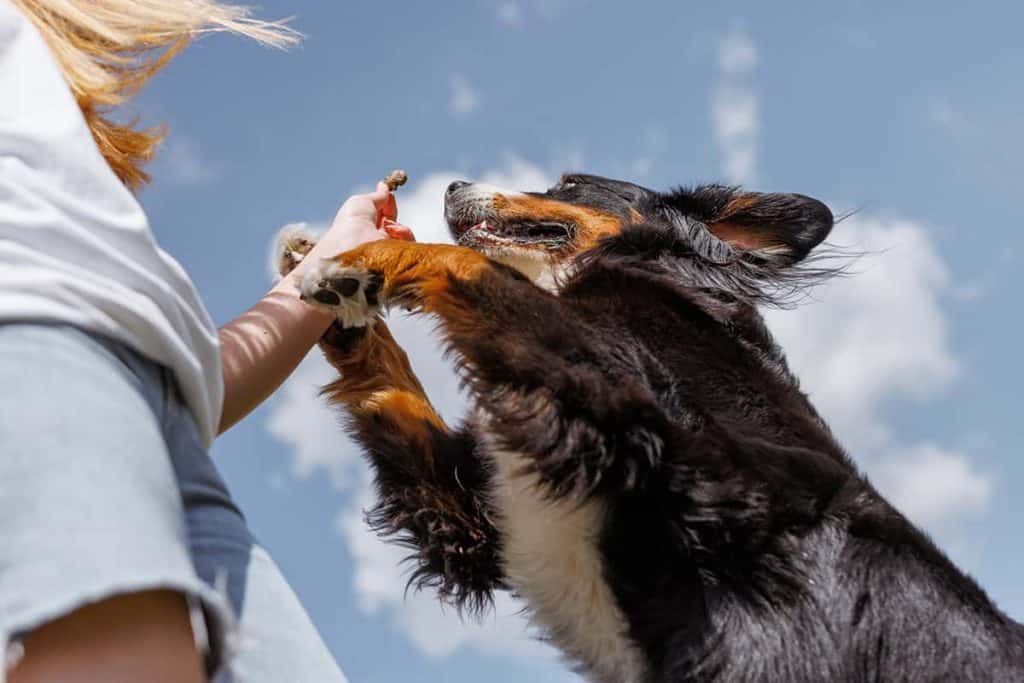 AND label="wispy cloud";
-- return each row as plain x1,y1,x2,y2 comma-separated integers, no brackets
927,97,968,133
495,1,523,26
449,75,482,118
629,126,667,179
158,135,218,185
718,29,758,74
491,0,580,27
711,28,759,185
